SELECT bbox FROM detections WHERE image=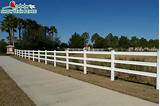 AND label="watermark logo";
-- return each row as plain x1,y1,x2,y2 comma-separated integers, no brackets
10,1,16,9
1,0,37,14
